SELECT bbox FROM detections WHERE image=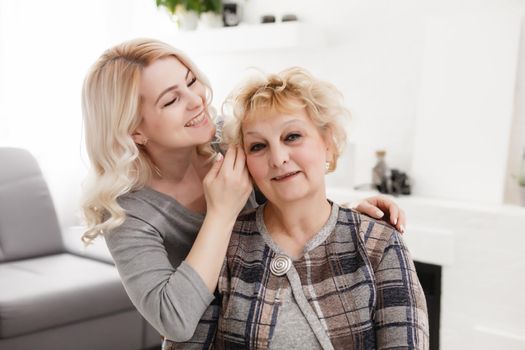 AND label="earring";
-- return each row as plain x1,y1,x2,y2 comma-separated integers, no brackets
325,161,335,173
142,137,149,146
